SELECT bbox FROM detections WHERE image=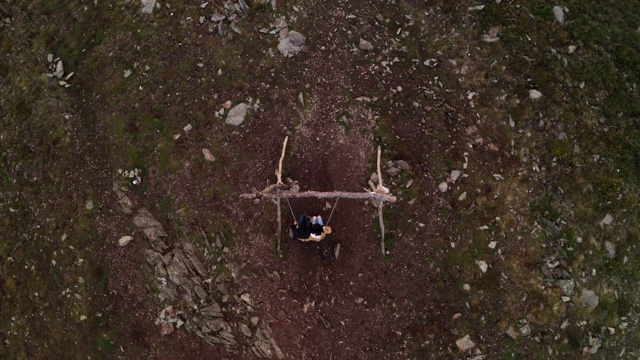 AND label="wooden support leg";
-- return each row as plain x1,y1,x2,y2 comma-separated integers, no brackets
276,198,282,257
379,203,385,256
